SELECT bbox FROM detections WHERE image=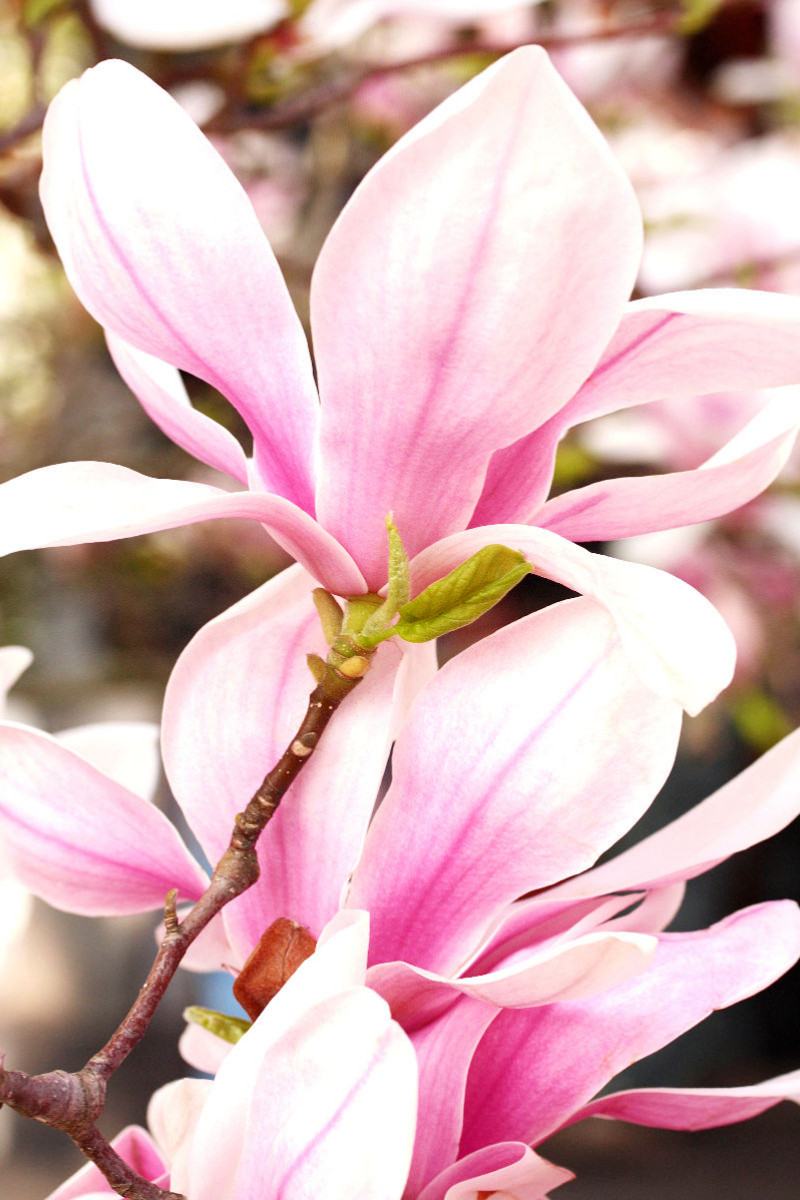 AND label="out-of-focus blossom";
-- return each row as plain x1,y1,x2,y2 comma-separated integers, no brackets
88,0,289,50
534,0,680,103
635,132,800,295
9,52,800,711
40,907,800,1200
